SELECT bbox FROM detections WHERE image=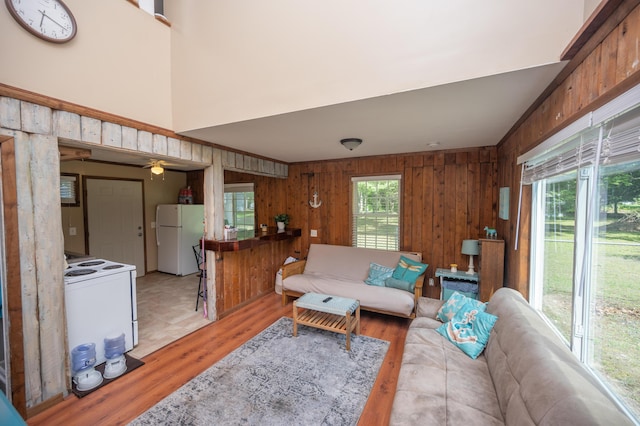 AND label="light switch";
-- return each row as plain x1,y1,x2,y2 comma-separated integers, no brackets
69,227,77,236
310,229,318,237
151,221,156,229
